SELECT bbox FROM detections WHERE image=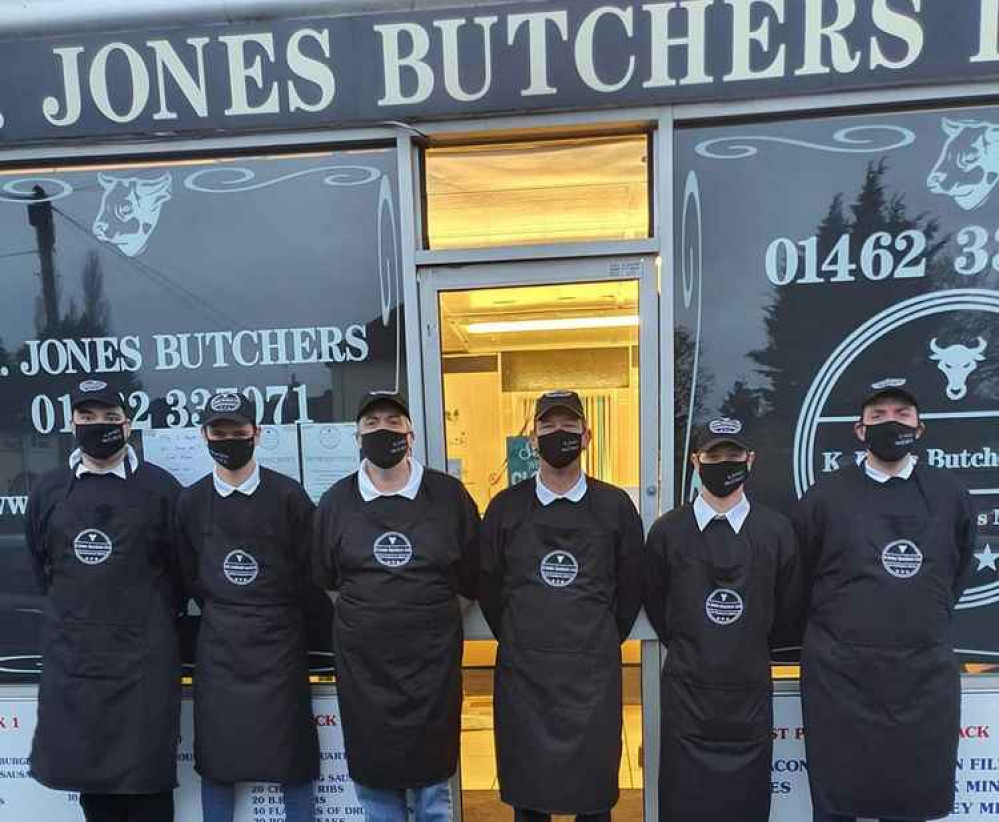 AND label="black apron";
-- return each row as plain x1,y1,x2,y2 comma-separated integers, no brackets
802,469,961,819
494,491,622,815
32,469,180,793
194,484,318,783
333,481,464,789
660,513,773,822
